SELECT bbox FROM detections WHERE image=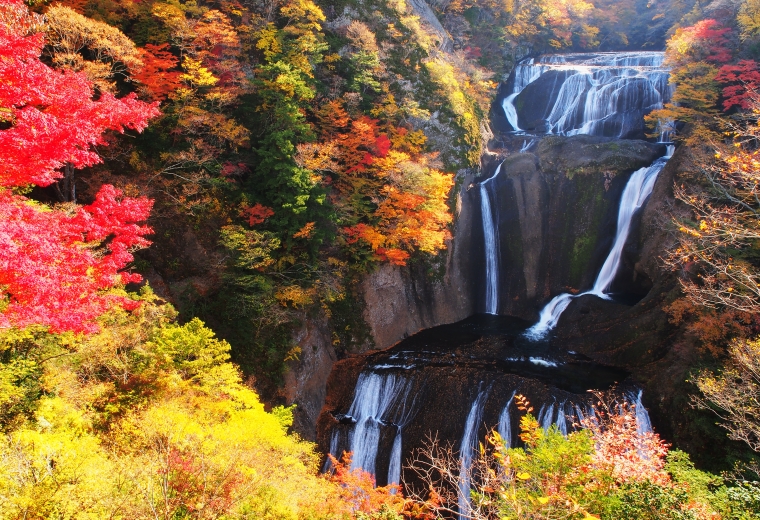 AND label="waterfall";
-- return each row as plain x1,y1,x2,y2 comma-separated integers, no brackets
481,163,503,314
341,372,413,476
525,147,672,340
323,430,341,472
502,58,546,131
502,52,672,137
458,386,490,519
497,391,517,448
629,390,653,435
556,401,568,436
387,432,403,491
386,385,419,488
